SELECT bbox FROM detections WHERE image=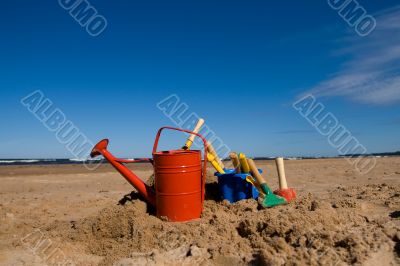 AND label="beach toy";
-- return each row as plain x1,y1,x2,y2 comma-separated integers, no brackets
207,153,225,174
273,157,296,202
229,152,241,173
215,152,259,203
207,140,225,172
239,153,250,173
245,175,263,195
90,126,208,222
182,118,204,150
215,169,259,203
247,159,287,207
184,118,225,174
